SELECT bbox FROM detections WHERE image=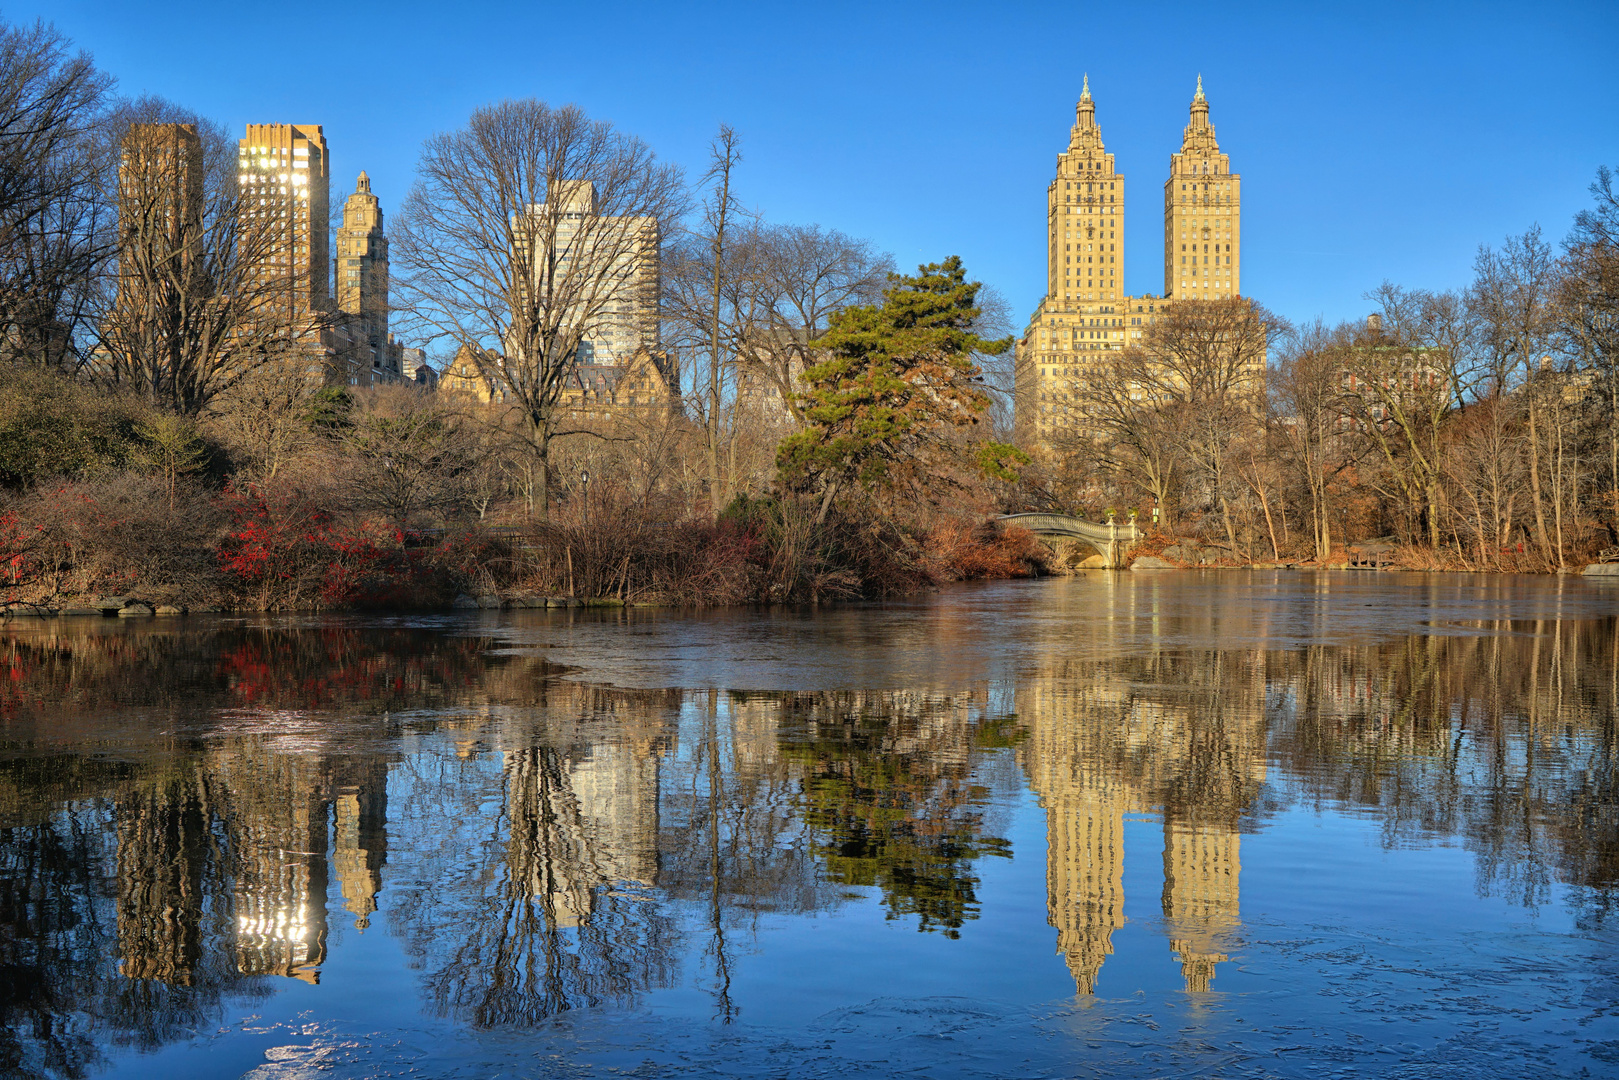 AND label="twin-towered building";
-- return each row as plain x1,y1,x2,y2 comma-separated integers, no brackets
1037,75,1241,311
1017,78,1245,445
